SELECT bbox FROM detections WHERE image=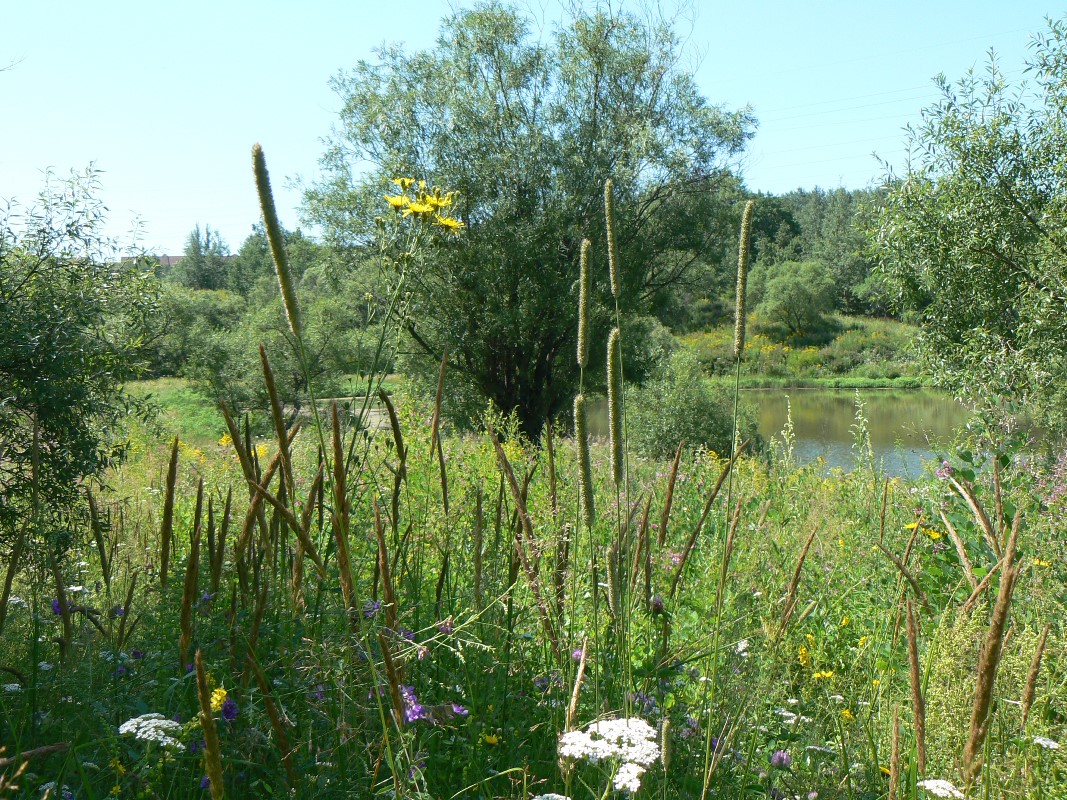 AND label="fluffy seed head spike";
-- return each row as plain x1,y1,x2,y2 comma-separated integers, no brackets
252,144,302,338
733,199,755,360
605,179,620,298
574,394,595,527
577,238,591,368
607,327,623,485
1022,623,1051,729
